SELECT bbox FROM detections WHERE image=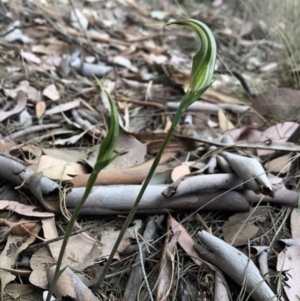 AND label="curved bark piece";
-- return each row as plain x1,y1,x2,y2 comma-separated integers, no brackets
244,188,299,207
220,151,274,197
0,154,59,212
47,266,99,301
66,173,299,215
66,186,249,215
214,272,230,301
194,231,278,301
279,239,300,247
257,250,270,285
